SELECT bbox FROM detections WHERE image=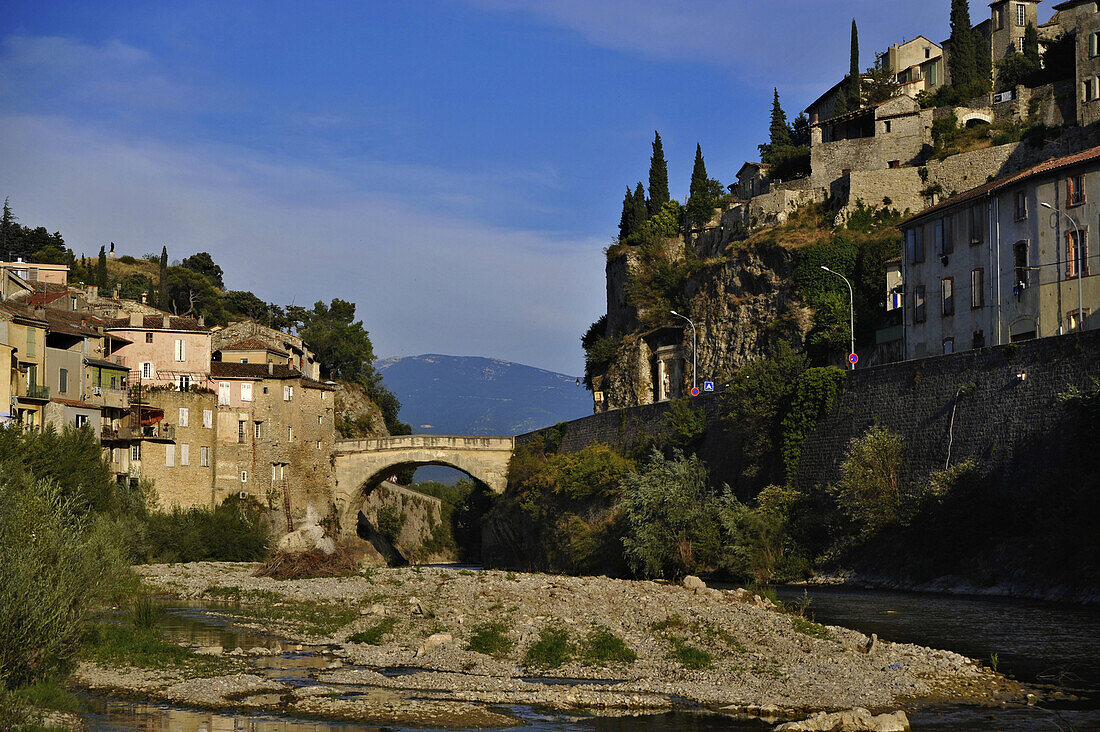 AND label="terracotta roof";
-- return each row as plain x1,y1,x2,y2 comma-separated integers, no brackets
903,143,1100,226
50,398,99,410
221,337,289,355
210,362,302,380
27,290,69,307
0,301,47,324
105,314,209,332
